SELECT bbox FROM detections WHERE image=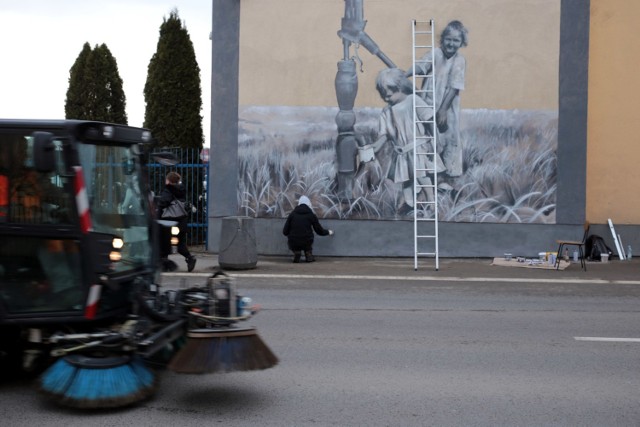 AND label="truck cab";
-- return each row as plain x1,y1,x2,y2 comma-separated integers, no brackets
0,120,159,325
